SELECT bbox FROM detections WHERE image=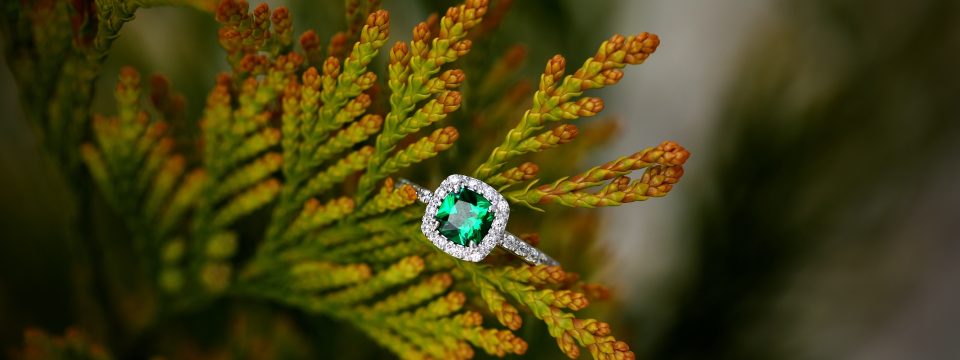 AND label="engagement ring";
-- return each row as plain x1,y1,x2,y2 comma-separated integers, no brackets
399,175,559,266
